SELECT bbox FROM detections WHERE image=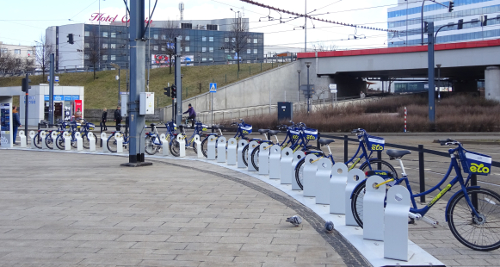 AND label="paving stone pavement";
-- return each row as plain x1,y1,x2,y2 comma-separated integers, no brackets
0,150,367,267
